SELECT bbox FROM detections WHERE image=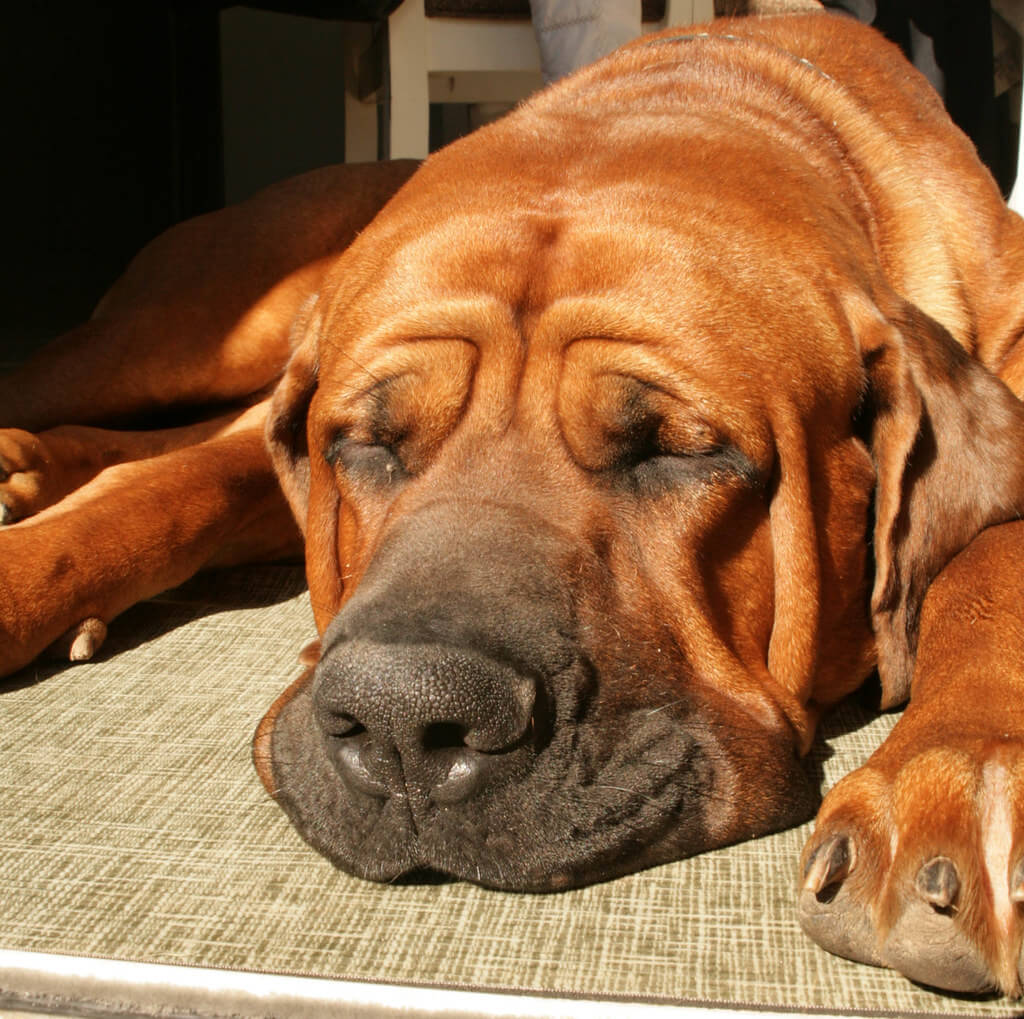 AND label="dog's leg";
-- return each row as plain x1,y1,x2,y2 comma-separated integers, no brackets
0,304,301,432
0,161,418,431
0,402,299,677
799,519,1024,996
0,412,256,524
